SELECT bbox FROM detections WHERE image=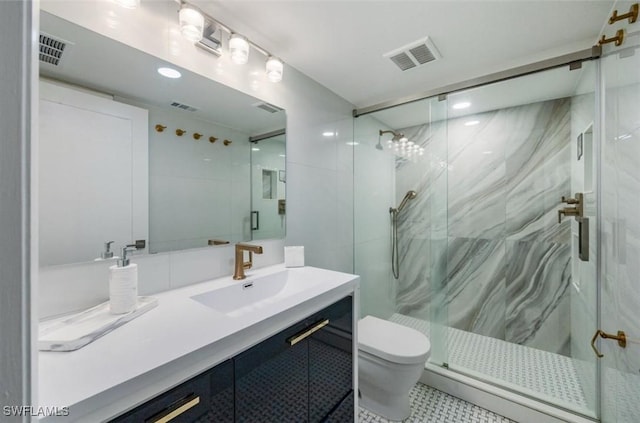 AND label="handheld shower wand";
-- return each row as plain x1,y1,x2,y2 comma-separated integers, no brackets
390,190,417,279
